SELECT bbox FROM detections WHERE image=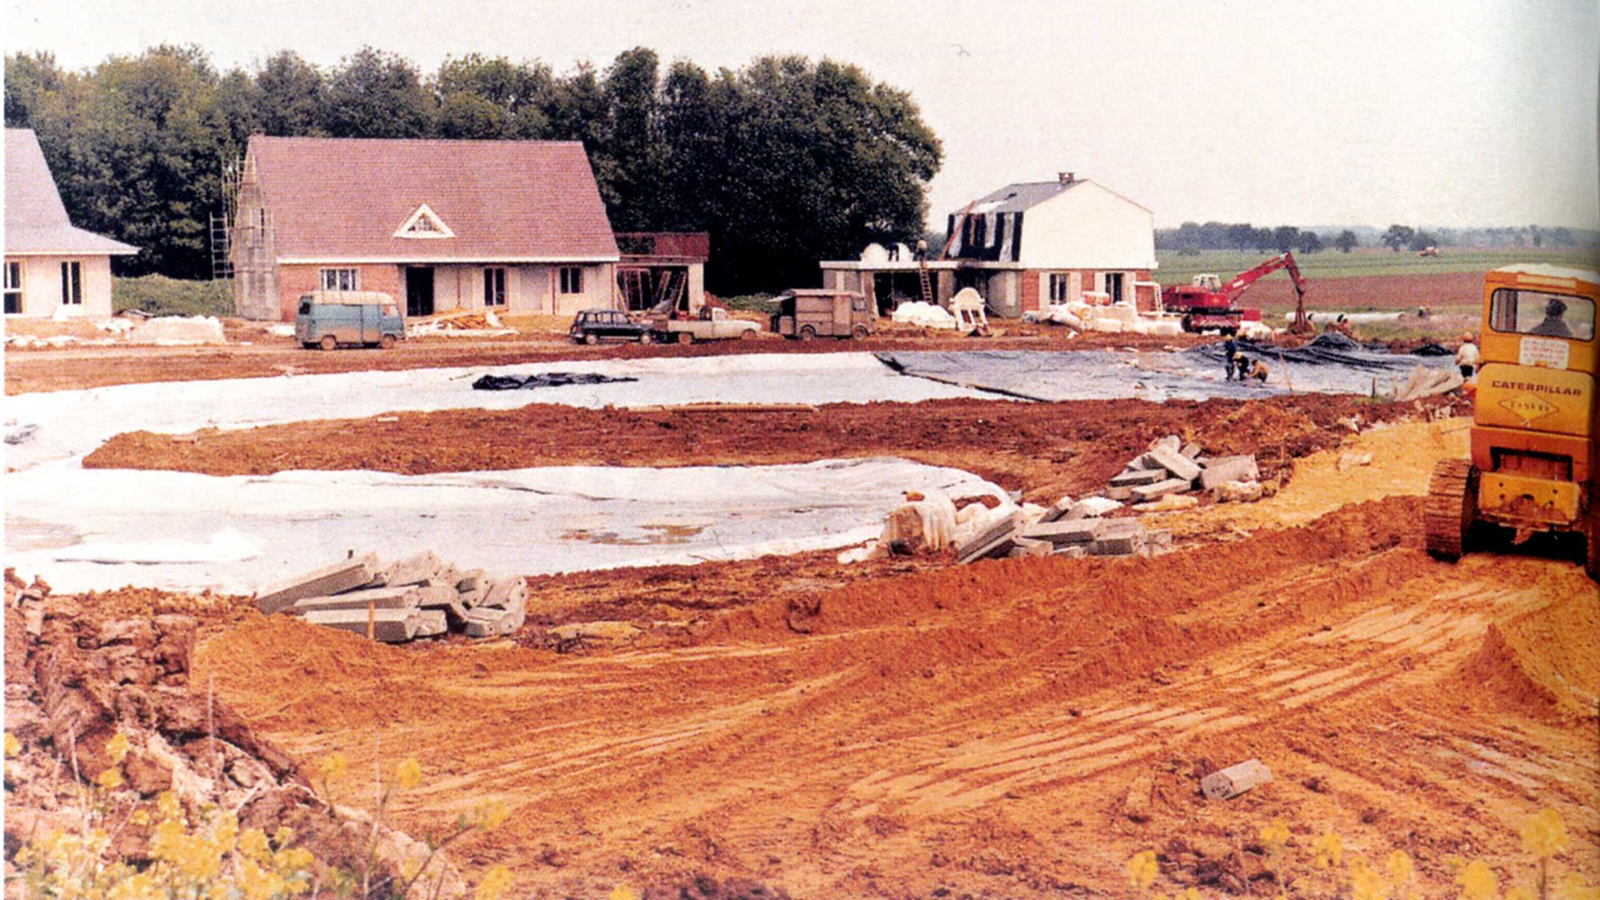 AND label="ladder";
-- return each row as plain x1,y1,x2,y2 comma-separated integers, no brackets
917,258,934,305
